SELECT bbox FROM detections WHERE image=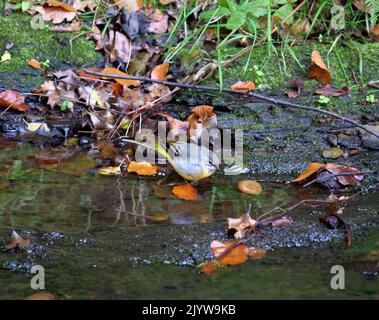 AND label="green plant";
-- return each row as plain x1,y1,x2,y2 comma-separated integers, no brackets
366,0,379,27
317,95,331,105
366,94,377,104
60,100,74,112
